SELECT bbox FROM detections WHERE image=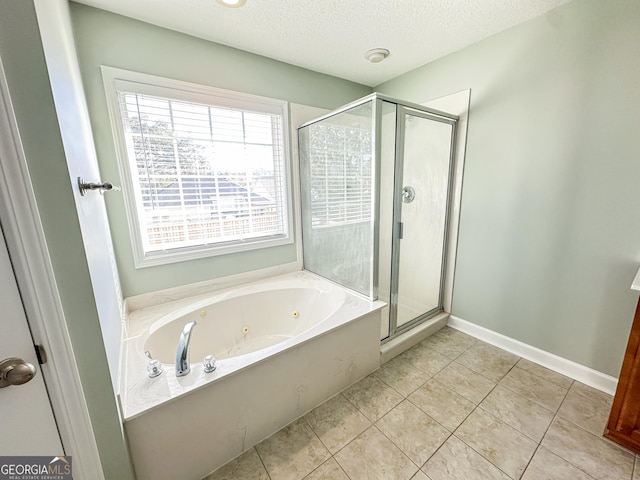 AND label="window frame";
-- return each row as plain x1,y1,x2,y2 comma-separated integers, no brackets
101,66,293,268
